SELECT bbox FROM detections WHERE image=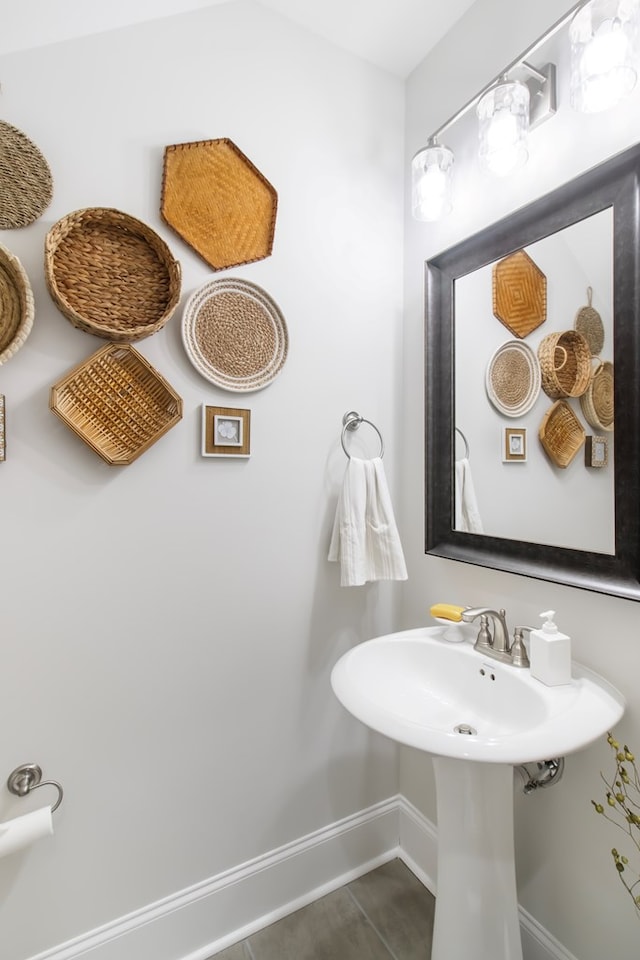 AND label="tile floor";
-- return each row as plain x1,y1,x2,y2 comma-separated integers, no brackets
211,858,435,960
